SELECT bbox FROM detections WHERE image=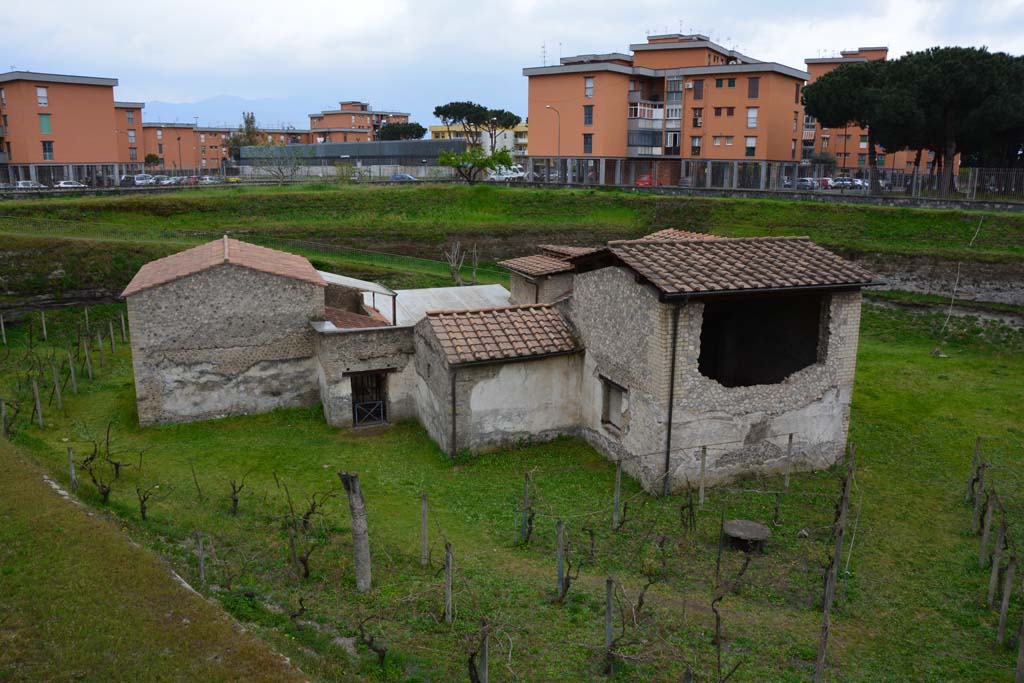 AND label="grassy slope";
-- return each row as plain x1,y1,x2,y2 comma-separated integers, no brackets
0,439,304,682
1,303,1020,682
0,184,1022,260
